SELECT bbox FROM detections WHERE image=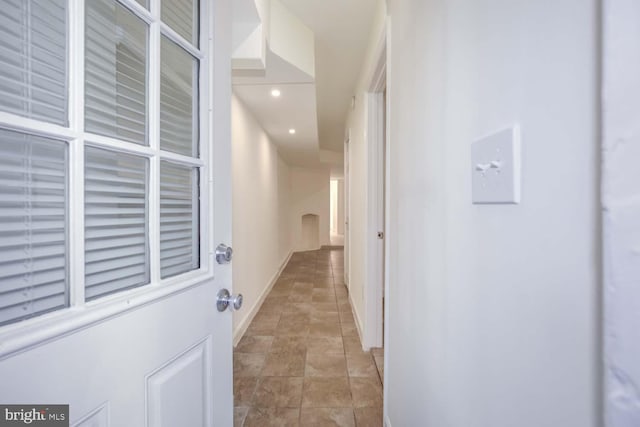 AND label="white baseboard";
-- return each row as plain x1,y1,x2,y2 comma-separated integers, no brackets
384,415,392,427
232,250,293,346
348,290,366,351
